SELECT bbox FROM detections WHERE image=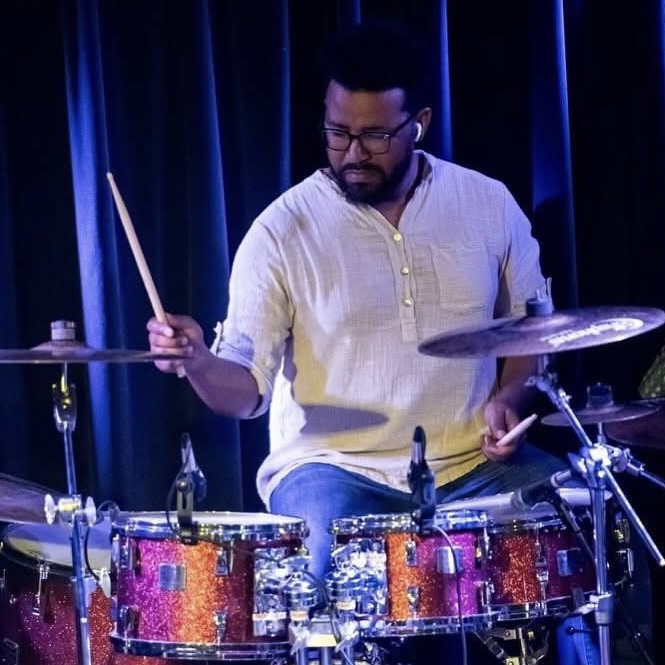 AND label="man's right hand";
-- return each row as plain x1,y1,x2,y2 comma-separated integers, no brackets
147,313,206,374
